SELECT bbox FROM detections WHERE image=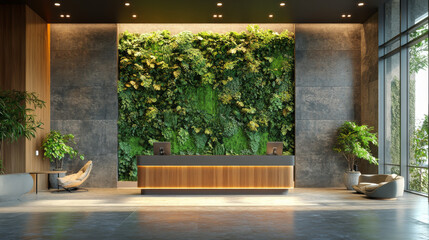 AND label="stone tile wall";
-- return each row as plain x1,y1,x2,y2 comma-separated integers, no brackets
50,24,118,188
295,24,363,187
